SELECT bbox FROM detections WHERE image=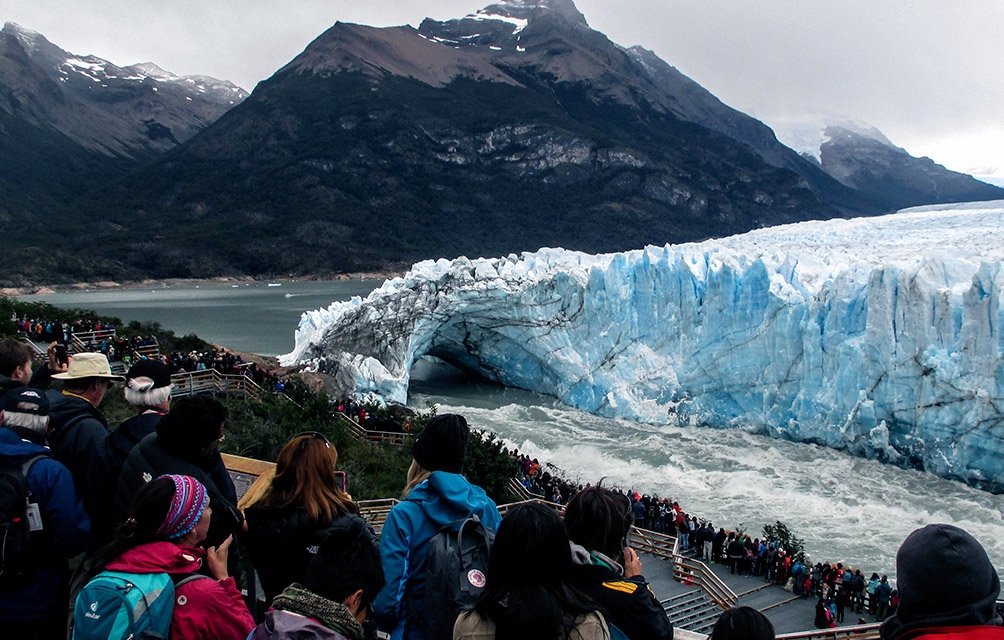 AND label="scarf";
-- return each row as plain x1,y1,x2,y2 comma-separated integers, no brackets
272,584,365,640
